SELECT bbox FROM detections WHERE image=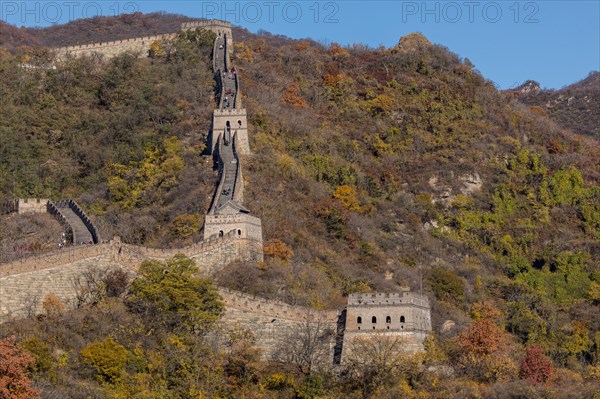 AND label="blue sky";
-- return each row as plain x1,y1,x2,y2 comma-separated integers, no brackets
2,1,599,89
